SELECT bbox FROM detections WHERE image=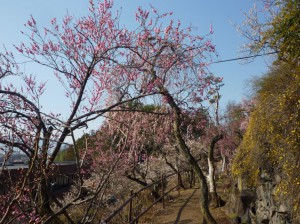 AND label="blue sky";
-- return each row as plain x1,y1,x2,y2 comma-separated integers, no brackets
0,0,271,114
